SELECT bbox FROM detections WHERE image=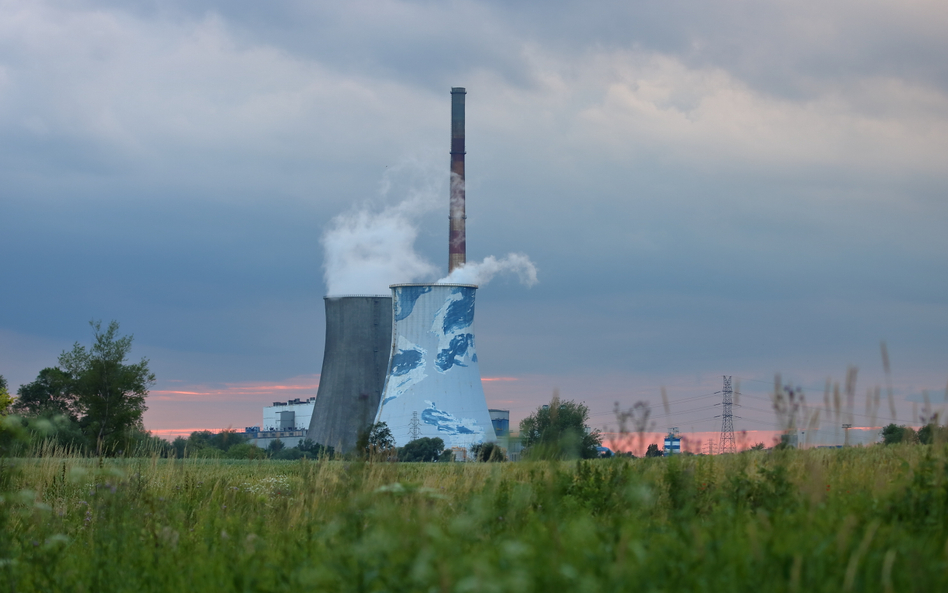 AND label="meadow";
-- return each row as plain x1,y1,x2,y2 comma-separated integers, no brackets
2,445,947,592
